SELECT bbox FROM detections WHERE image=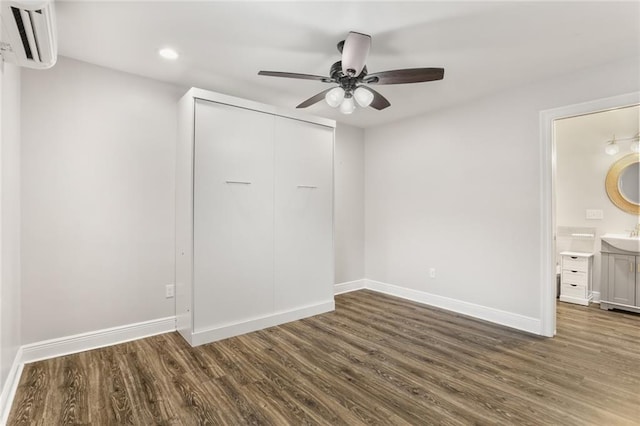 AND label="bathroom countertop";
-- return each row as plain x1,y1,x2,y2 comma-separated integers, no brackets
559,251,594,257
